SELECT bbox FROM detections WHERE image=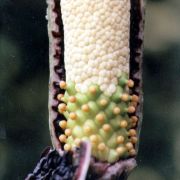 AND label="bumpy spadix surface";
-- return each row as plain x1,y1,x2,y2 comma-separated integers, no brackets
58,74,138,163
61,0,130,95
58,0,137,163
